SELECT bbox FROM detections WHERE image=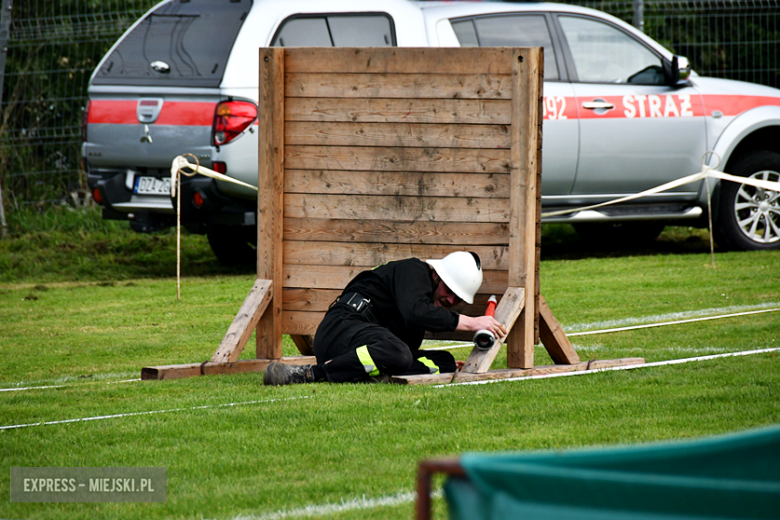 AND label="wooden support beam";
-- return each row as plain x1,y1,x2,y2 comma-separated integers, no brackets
257,47,285,360
538,295,580,365
211,279,272,364
458,287,525,375
141,356,316,381
507,47,543,370
290,334,315,356
392,358,645,386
